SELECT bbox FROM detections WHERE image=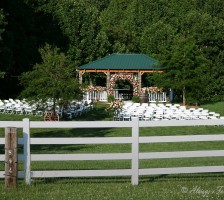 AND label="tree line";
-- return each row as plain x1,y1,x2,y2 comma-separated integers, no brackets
0,0,224,104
